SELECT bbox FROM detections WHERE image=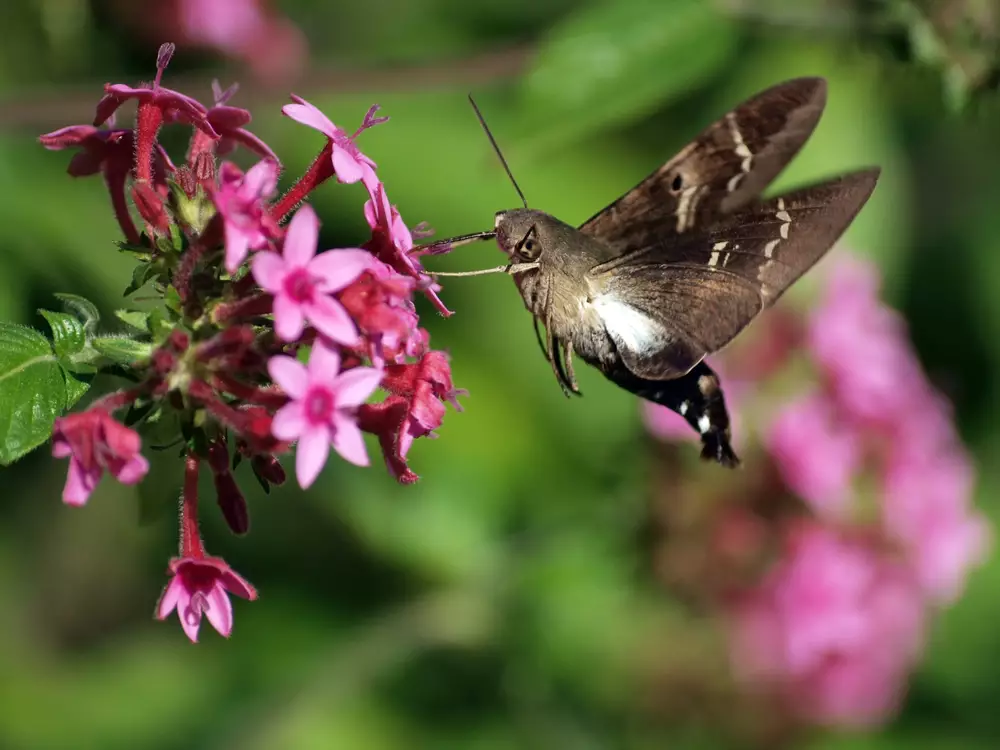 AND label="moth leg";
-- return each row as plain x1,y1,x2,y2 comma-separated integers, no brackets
561,339,581,395
607,361,739,468
544,323,574,398
532,316,547,360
